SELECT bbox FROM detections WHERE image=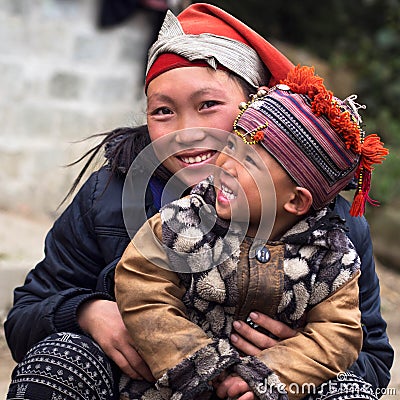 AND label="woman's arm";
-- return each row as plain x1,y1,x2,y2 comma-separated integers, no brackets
4,170,112,361
4,168,153,379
